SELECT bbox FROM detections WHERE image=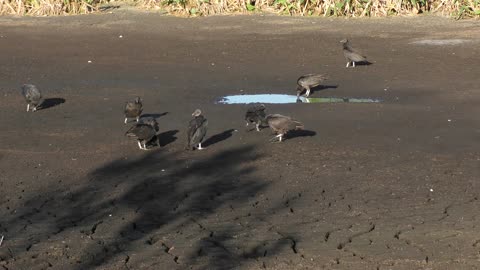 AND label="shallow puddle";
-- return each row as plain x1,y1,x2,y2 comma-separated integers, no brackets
217,94,381,104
